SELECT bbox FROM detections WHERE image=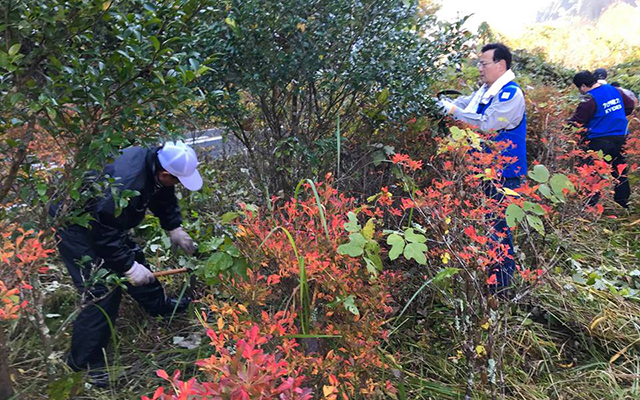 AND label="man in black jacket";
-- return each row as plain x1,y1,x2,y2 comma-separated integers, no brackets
53,141,202,385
